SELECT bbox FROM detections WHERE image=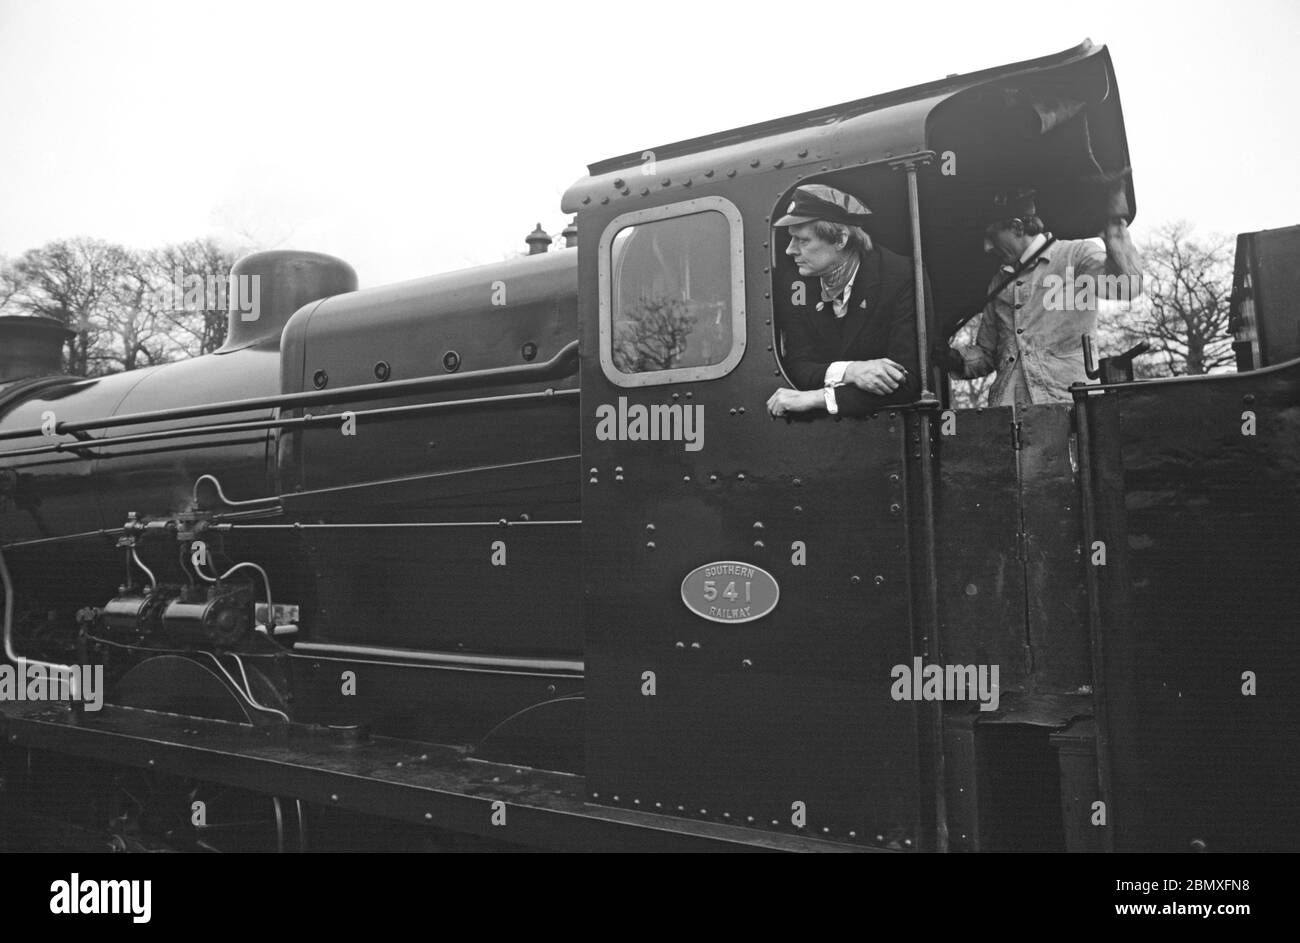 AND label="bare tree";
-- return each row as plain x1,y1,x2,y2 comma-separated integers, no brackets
8,238,130,376
148,239,245,356
110,259,186,372
6,237,249,376
0,256,18,311
1102,221,1235,377
613,297,697,373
